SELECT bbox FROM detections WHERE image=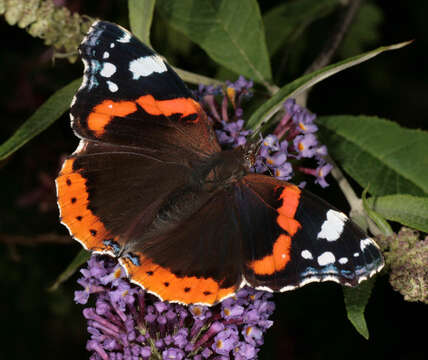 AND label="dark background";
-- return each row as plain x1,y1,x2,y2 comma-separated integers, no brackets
1,1,427,359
